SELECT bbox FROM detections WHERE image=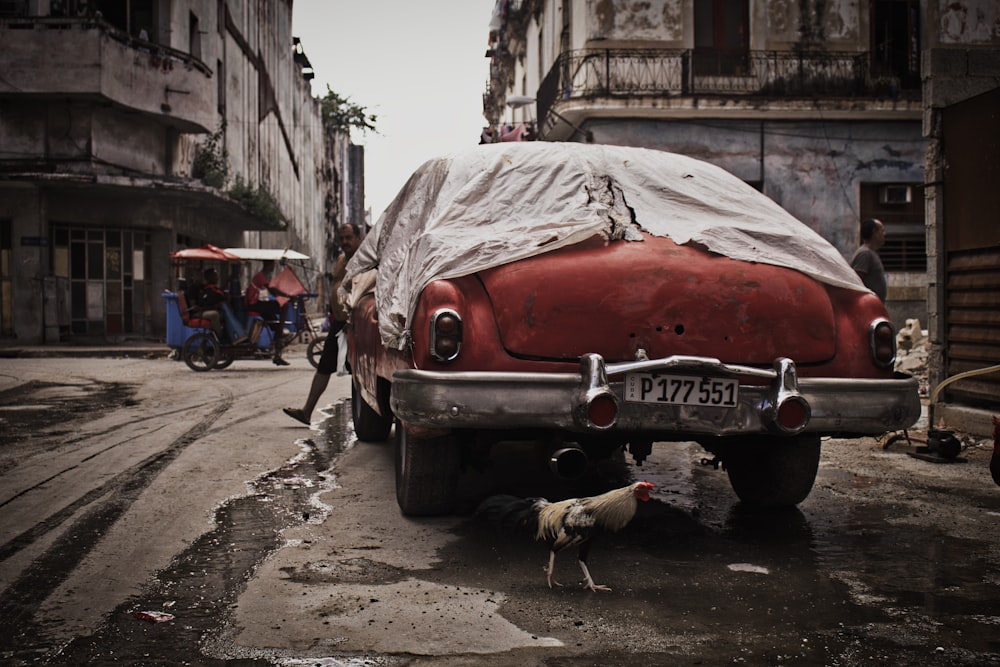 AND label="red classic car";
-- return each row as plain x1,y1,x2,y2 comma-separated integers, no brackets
344,143,920,516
